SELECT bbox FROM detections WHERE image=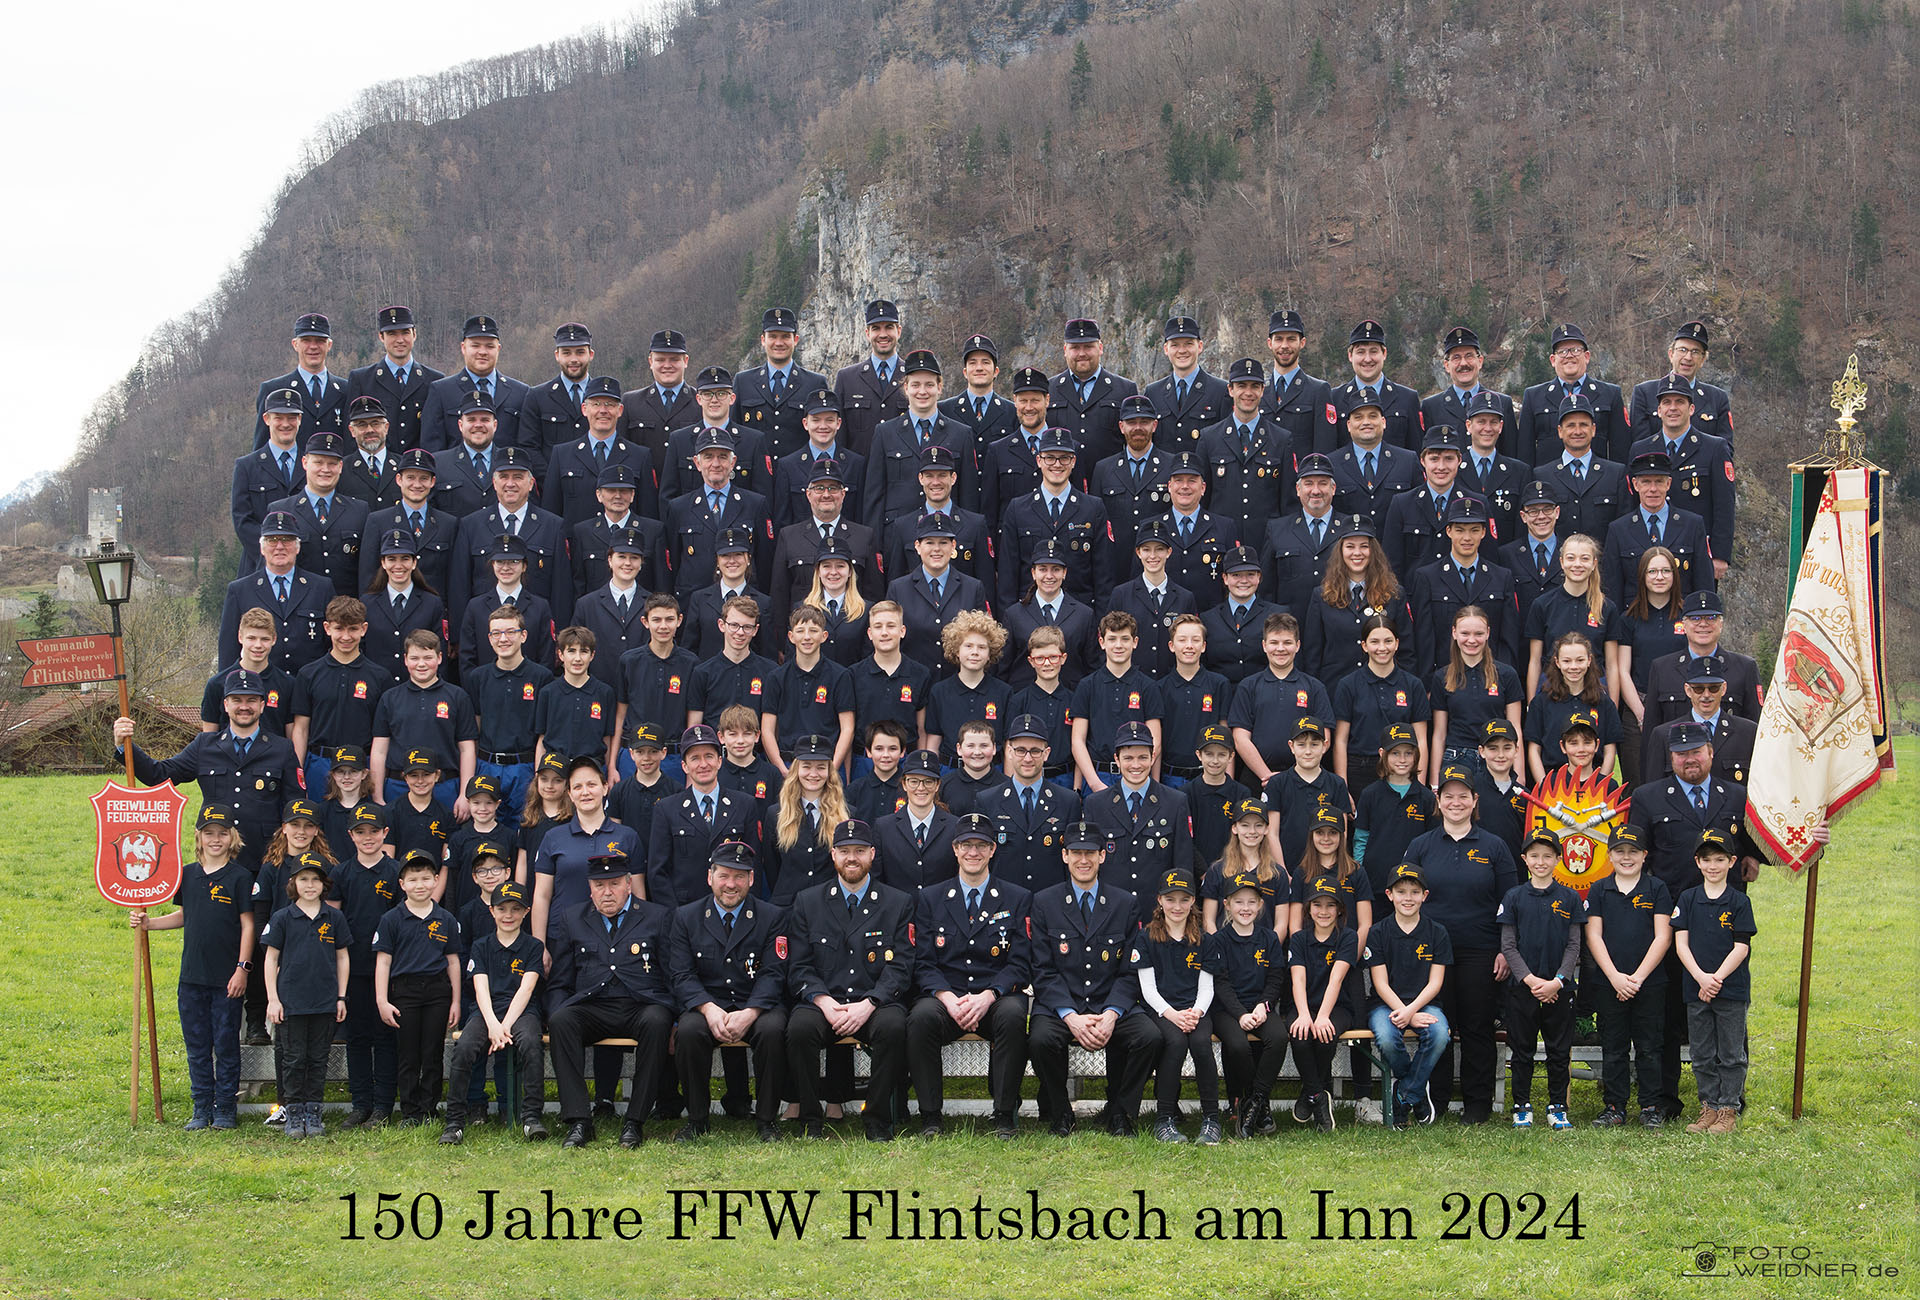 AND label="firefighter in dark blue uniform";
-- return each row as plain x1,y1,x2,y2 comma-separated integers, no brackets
662,429,775,598
732,307,830,461
938,334,1018,465
1629,321,1733,445
448,446,574,629
1407,497,1523,674
1196,357,1297,547
1143,315,1230,450
420,314,531,454
614,329,700,464
1629,374,1735,582
1381,425,1489,578
980,368,1050,526
1504,480,1564,631
219,512,331,674
996,428,1110,609
1048,318,1139,477
569,462,670,598
979,715,1082,893
359,449,459,598
1327,387,1420,532
1081,723,1196,920
430,391,506,520
113,668,303,872
662,367,776,505
519,321,598,450
1259,308,1338,445
1317,319,1424,452
1105,518,1194,676
252,312,347,449
337,396,402,510
1602,451,1715,606
233,386,306,574
887,514,991,676
1420,326,1518,454
344,305,441,454
1532,392,1629,542
1201,546,1284,685
1515,323,1631,465
861,350,978,529
542,375,662,526
666,839,789,1142
906,812,1034,1137
1458,390,1529,544
833,300,911,457
268,433,368,599
1149,452,1237,610
1088,393,1174,557
877,445,990,593
1260,453,1348,615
